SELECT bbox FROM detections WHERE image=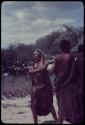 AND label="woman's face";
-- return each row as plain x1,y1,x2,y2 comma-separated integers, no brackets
33,50,41,62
